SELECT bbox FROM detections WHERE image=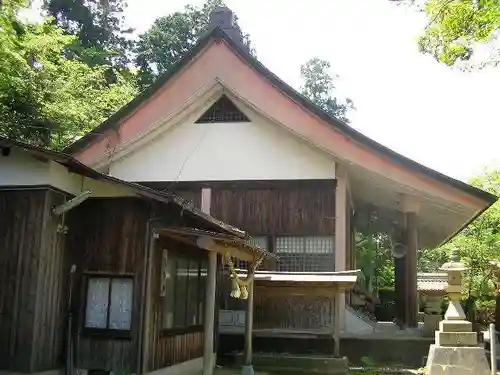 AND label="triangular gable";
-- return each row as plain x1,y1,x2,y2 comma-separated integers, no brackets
66,26,496,212
106,91,337,182
195,94,250,123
